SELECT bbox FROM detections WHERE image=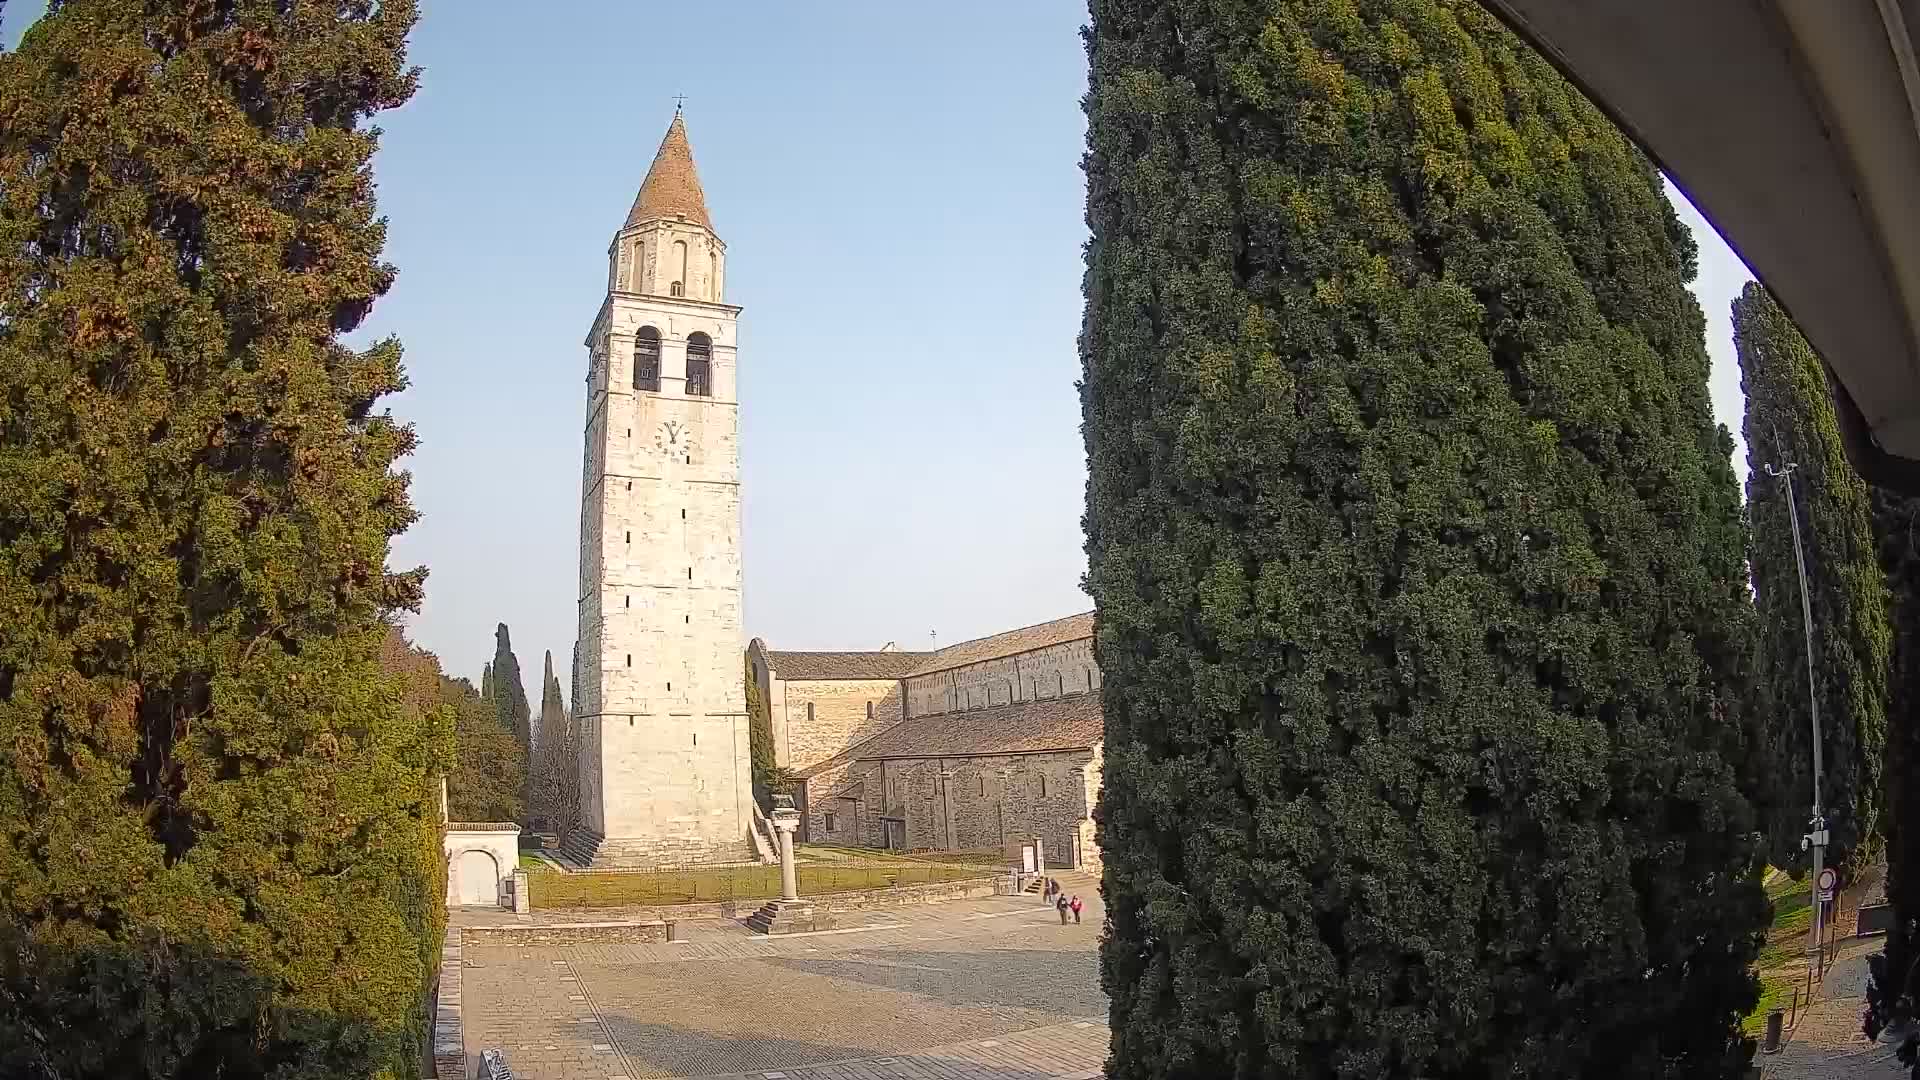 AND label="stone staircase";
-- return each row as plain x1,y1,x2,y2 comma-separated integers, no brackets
747,803,779,866
553,827,604,870
1030,869,1100,897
